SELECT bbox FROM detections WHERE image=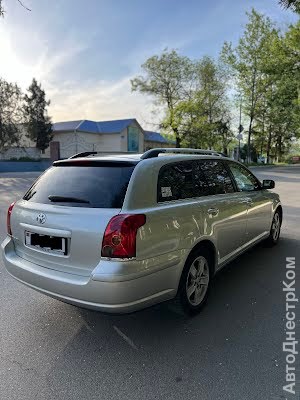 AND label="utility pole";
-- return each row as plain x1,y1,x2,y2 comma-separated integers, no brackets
236,98,243,161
